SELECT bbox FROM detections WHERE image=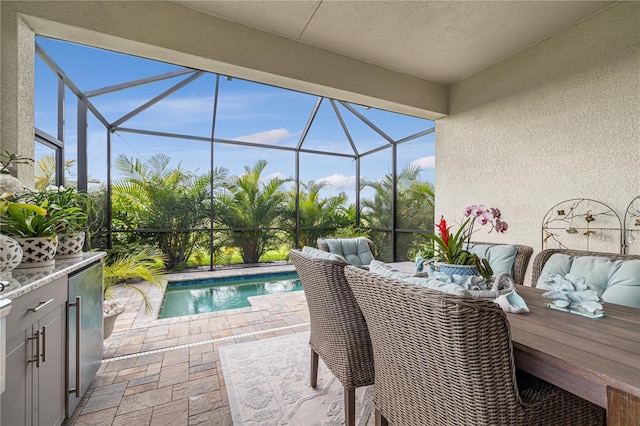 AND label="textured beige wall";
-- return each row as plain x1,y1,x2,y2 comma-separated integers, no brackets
436,2,640,282
0,11,36,183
